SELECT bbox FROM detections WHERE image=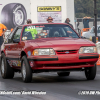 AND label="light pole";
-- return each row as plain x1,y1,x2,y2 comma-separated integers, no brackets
92,0,98,43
